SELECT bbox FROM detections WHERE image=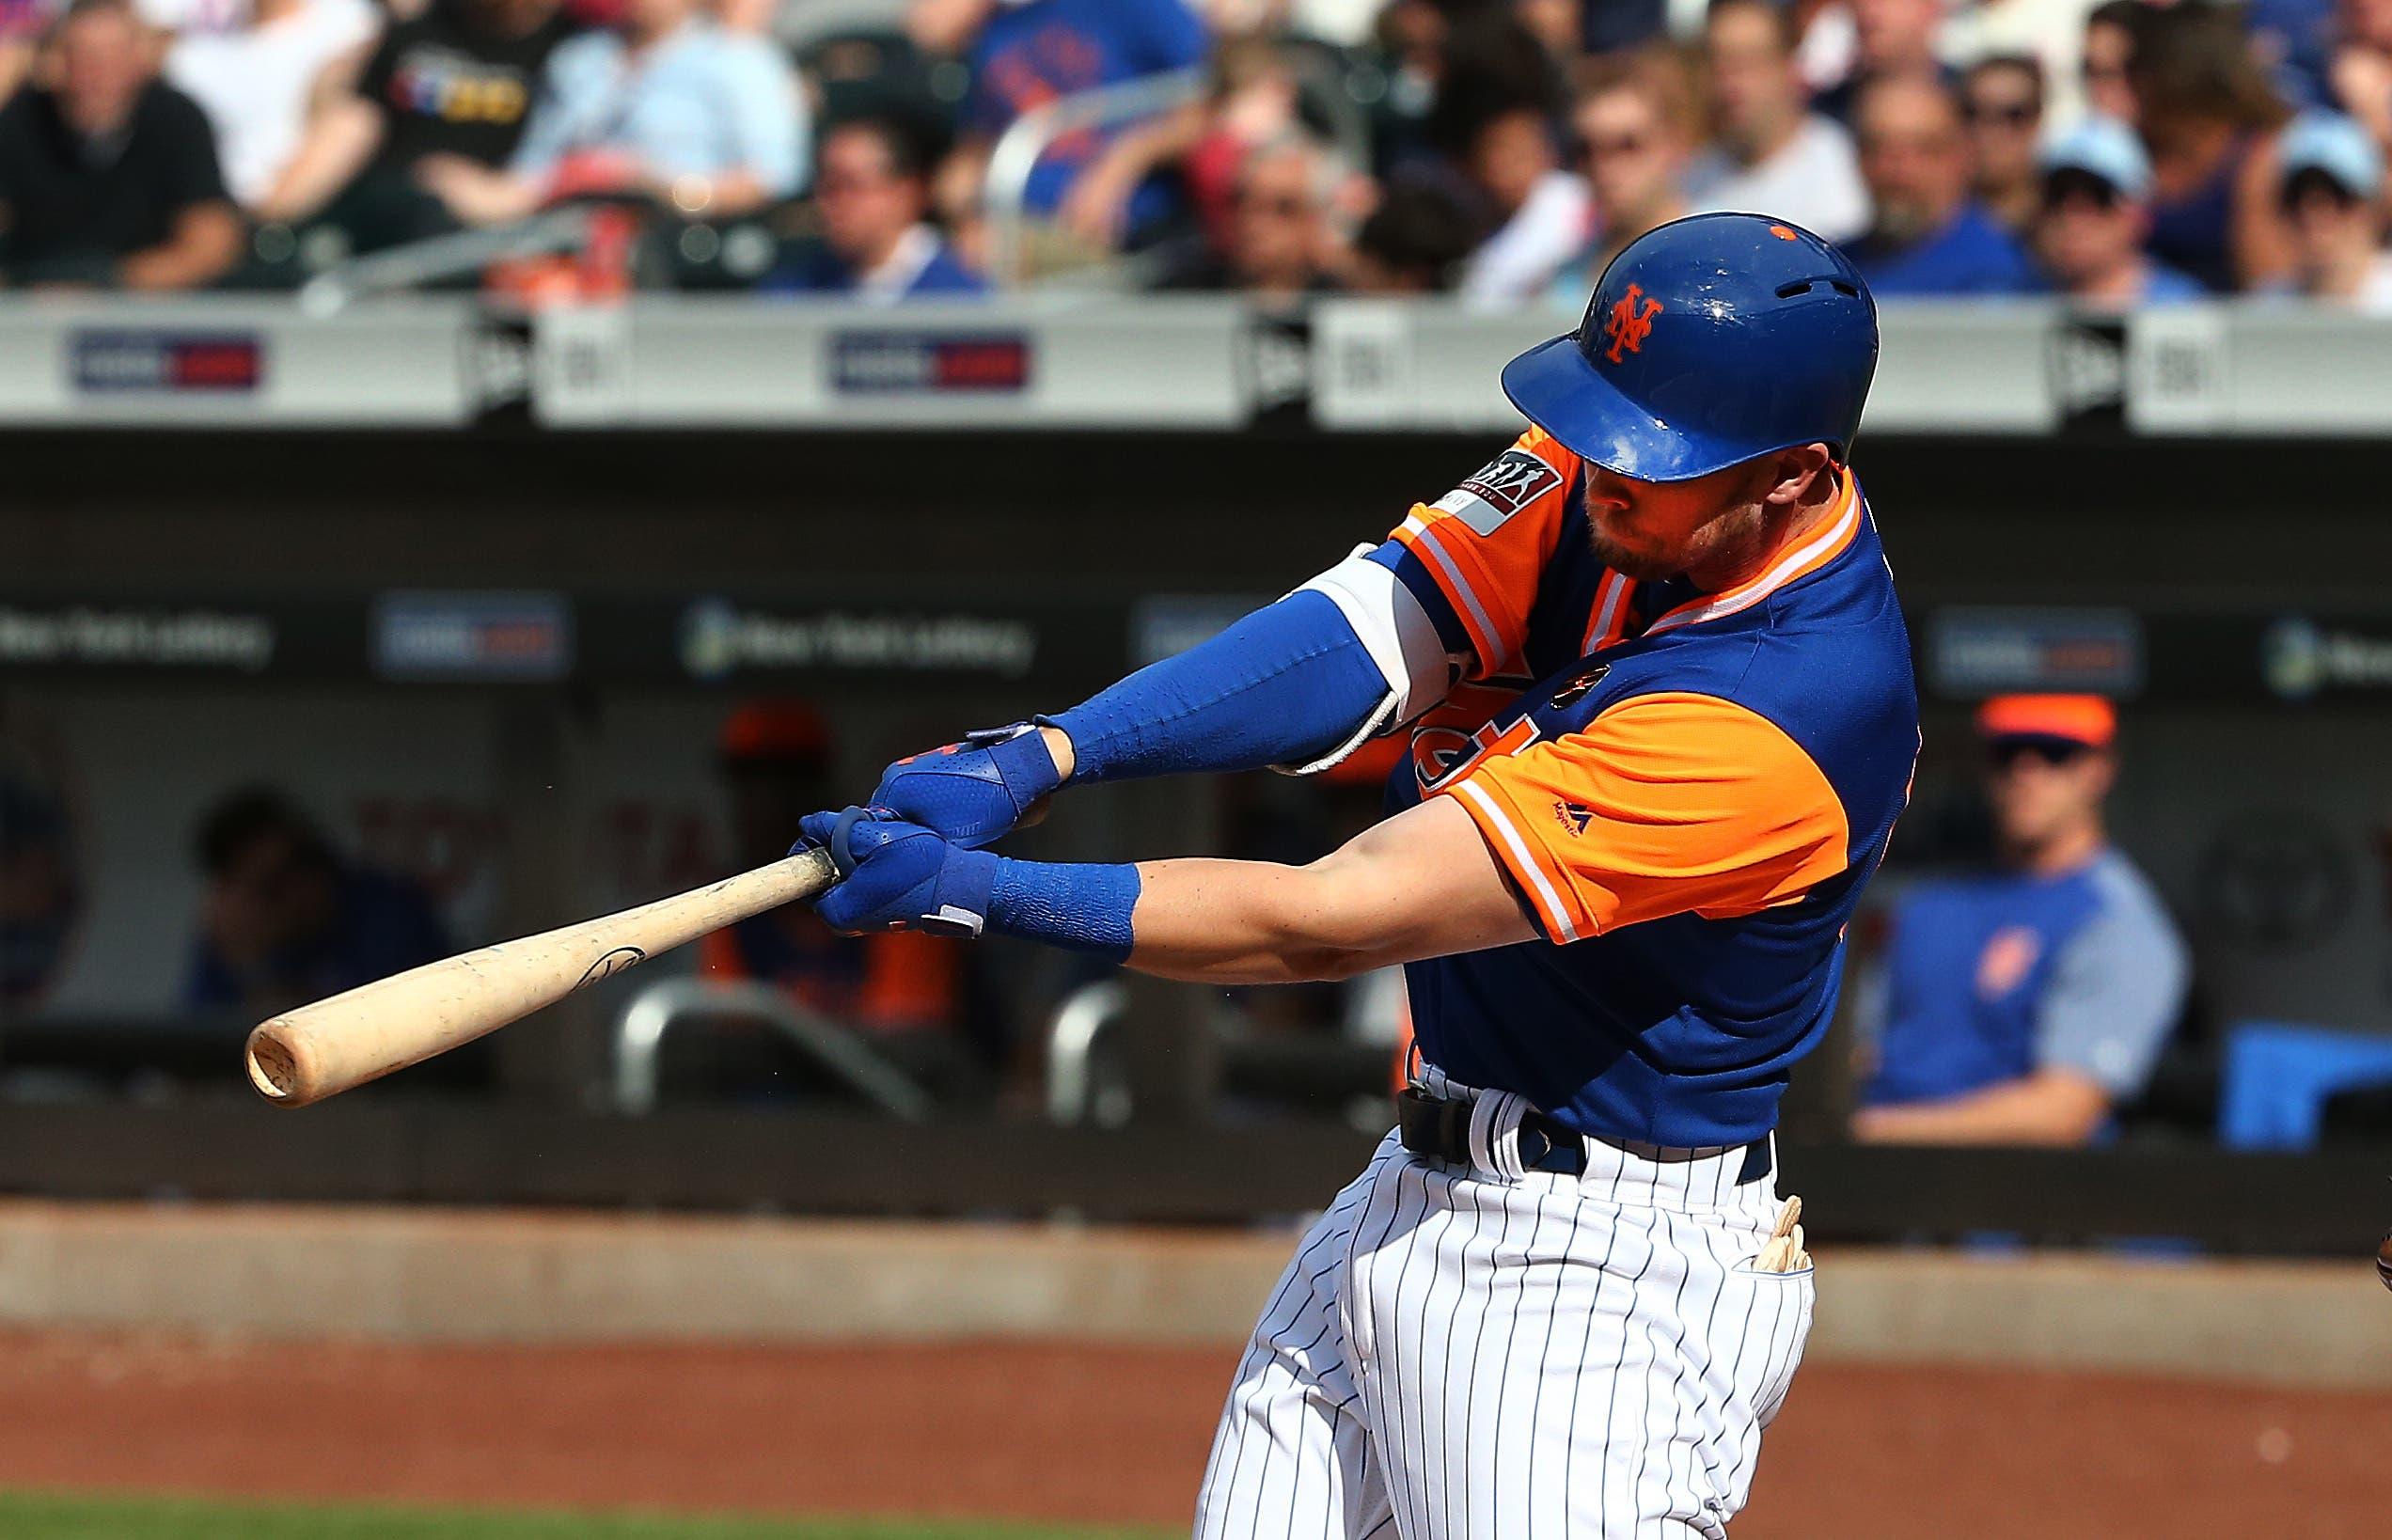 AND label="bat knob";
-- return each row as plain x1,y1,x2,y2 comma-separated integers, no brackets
245,1023,308,1105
